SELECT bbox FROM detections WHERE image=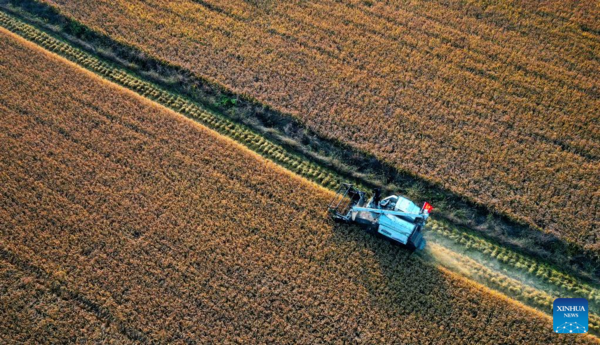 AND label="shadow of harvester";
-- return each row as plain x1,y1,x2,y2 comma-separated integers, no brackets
326,221,510,341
